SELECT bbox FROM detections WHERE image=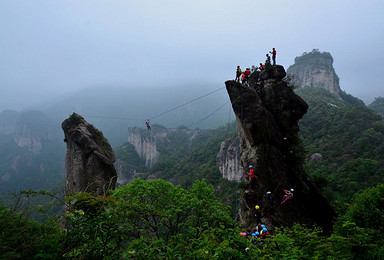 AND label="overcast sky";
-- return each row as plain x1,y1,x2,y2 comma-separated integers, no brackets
1,0,383,111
